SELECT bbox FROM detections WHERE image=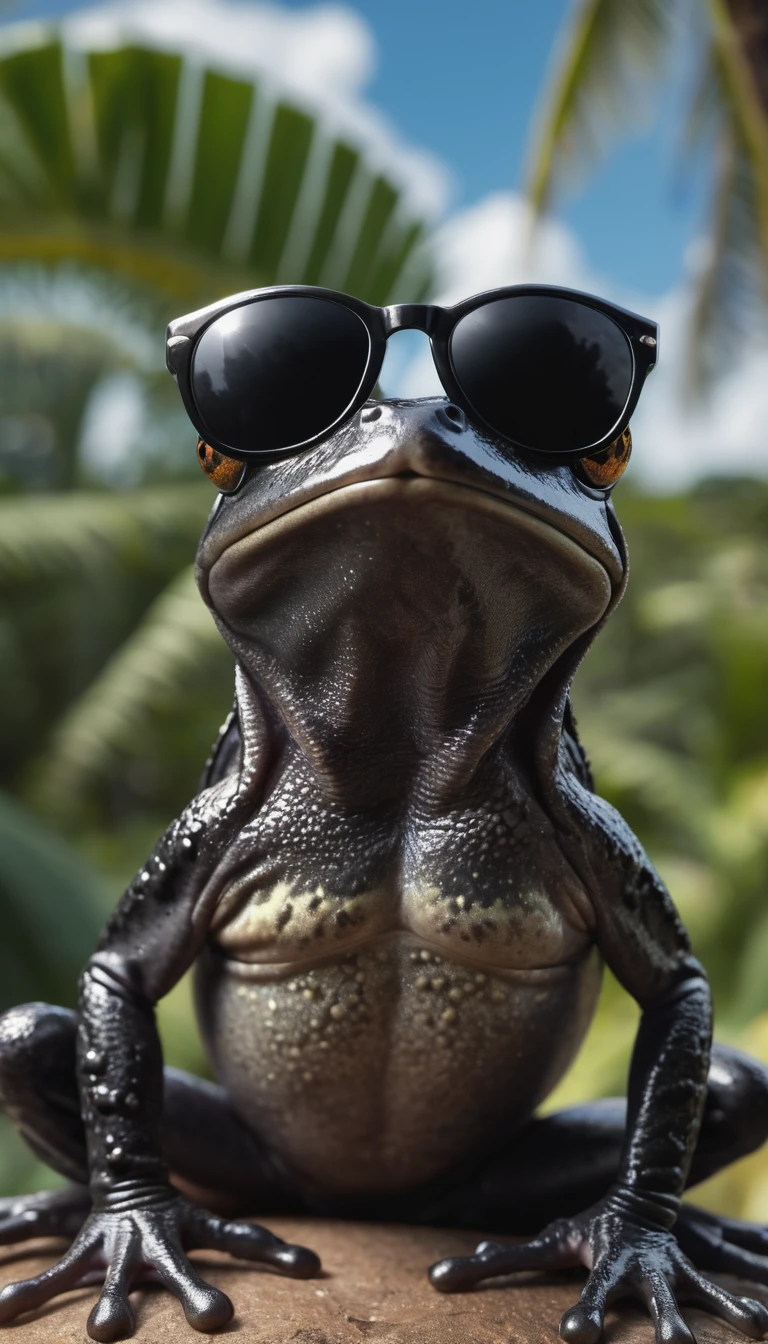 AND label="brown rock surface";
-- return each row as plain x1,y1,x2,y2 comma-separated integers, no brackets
0,1219,760,1344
